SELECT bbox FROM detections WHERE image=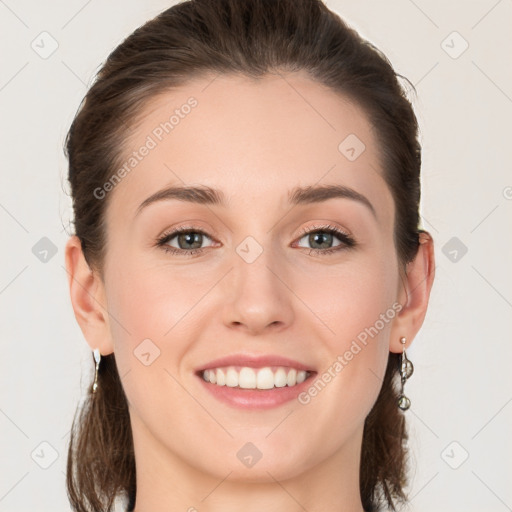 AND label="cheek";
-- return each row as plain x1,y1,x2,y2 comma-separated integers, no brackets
295,251,398,424
103,255,203,379
302,250,398,346
103,258,206,426
106,252,204,335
